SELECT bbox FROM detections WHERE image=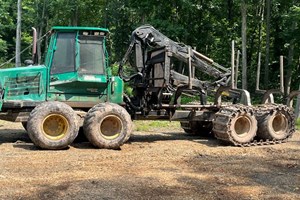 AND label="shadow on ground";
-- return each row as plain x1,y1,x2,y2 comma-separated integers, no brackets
0,129,30,144
12,151,300,200
128,131,221,147
0,129,222,150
